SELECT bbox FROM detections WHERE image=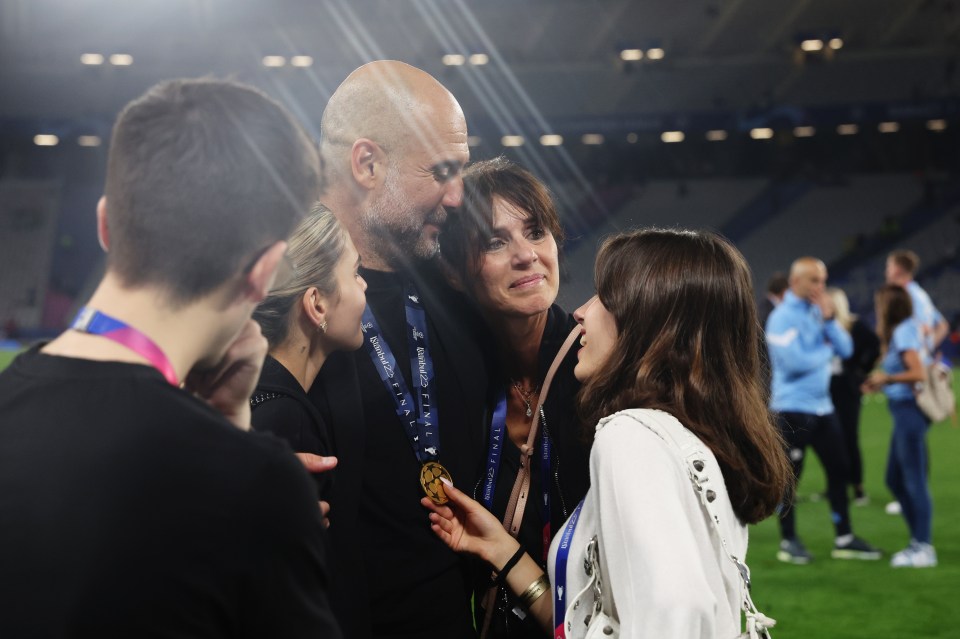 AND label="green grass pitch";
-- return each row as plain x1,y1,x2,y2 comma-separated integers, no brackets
748,383,960,638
